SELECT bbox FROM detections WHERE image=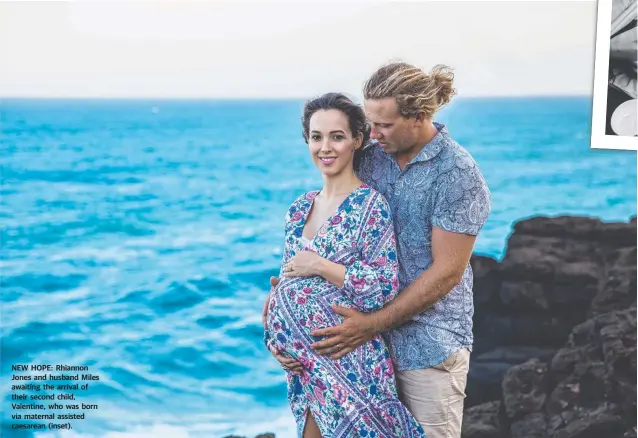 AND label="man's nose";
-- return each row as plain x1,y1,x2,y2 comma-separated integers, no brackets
370,127,381,140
